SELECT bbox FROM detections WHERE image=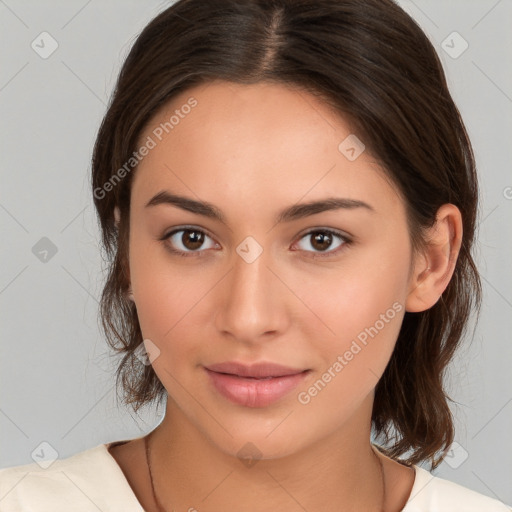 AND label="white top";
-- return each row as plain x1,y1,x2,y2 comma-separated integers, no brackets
0,441,510,511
